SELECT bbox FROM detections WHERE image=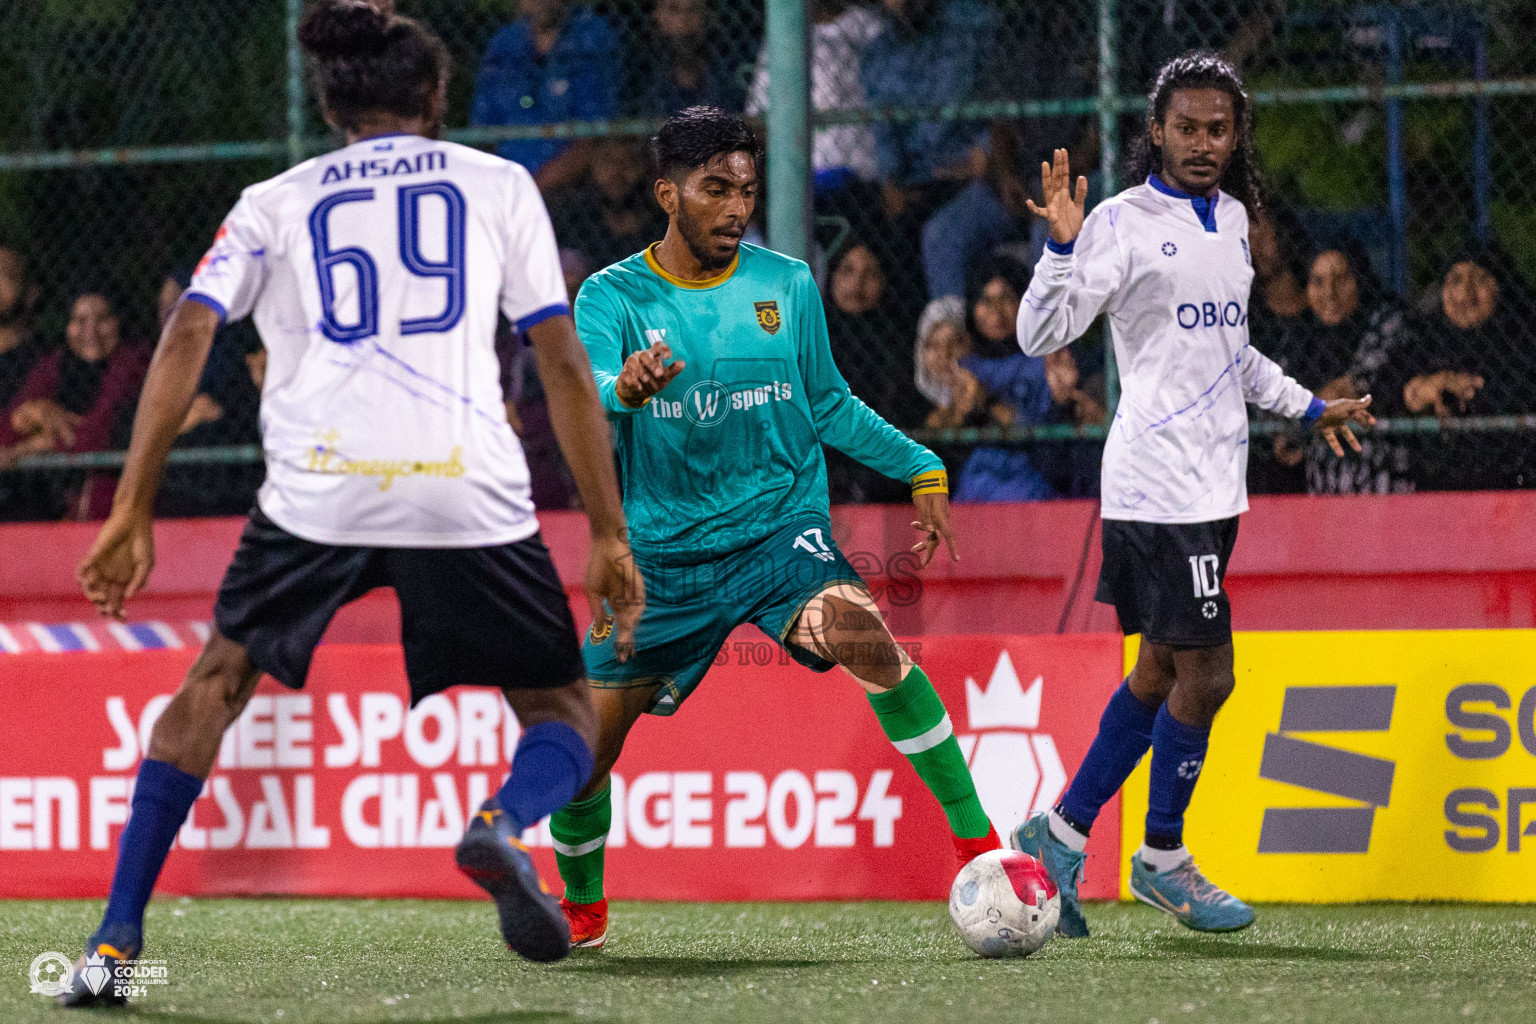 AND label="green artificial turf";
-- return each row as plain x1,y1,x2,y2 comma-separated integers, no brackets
2,899,1532,1023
